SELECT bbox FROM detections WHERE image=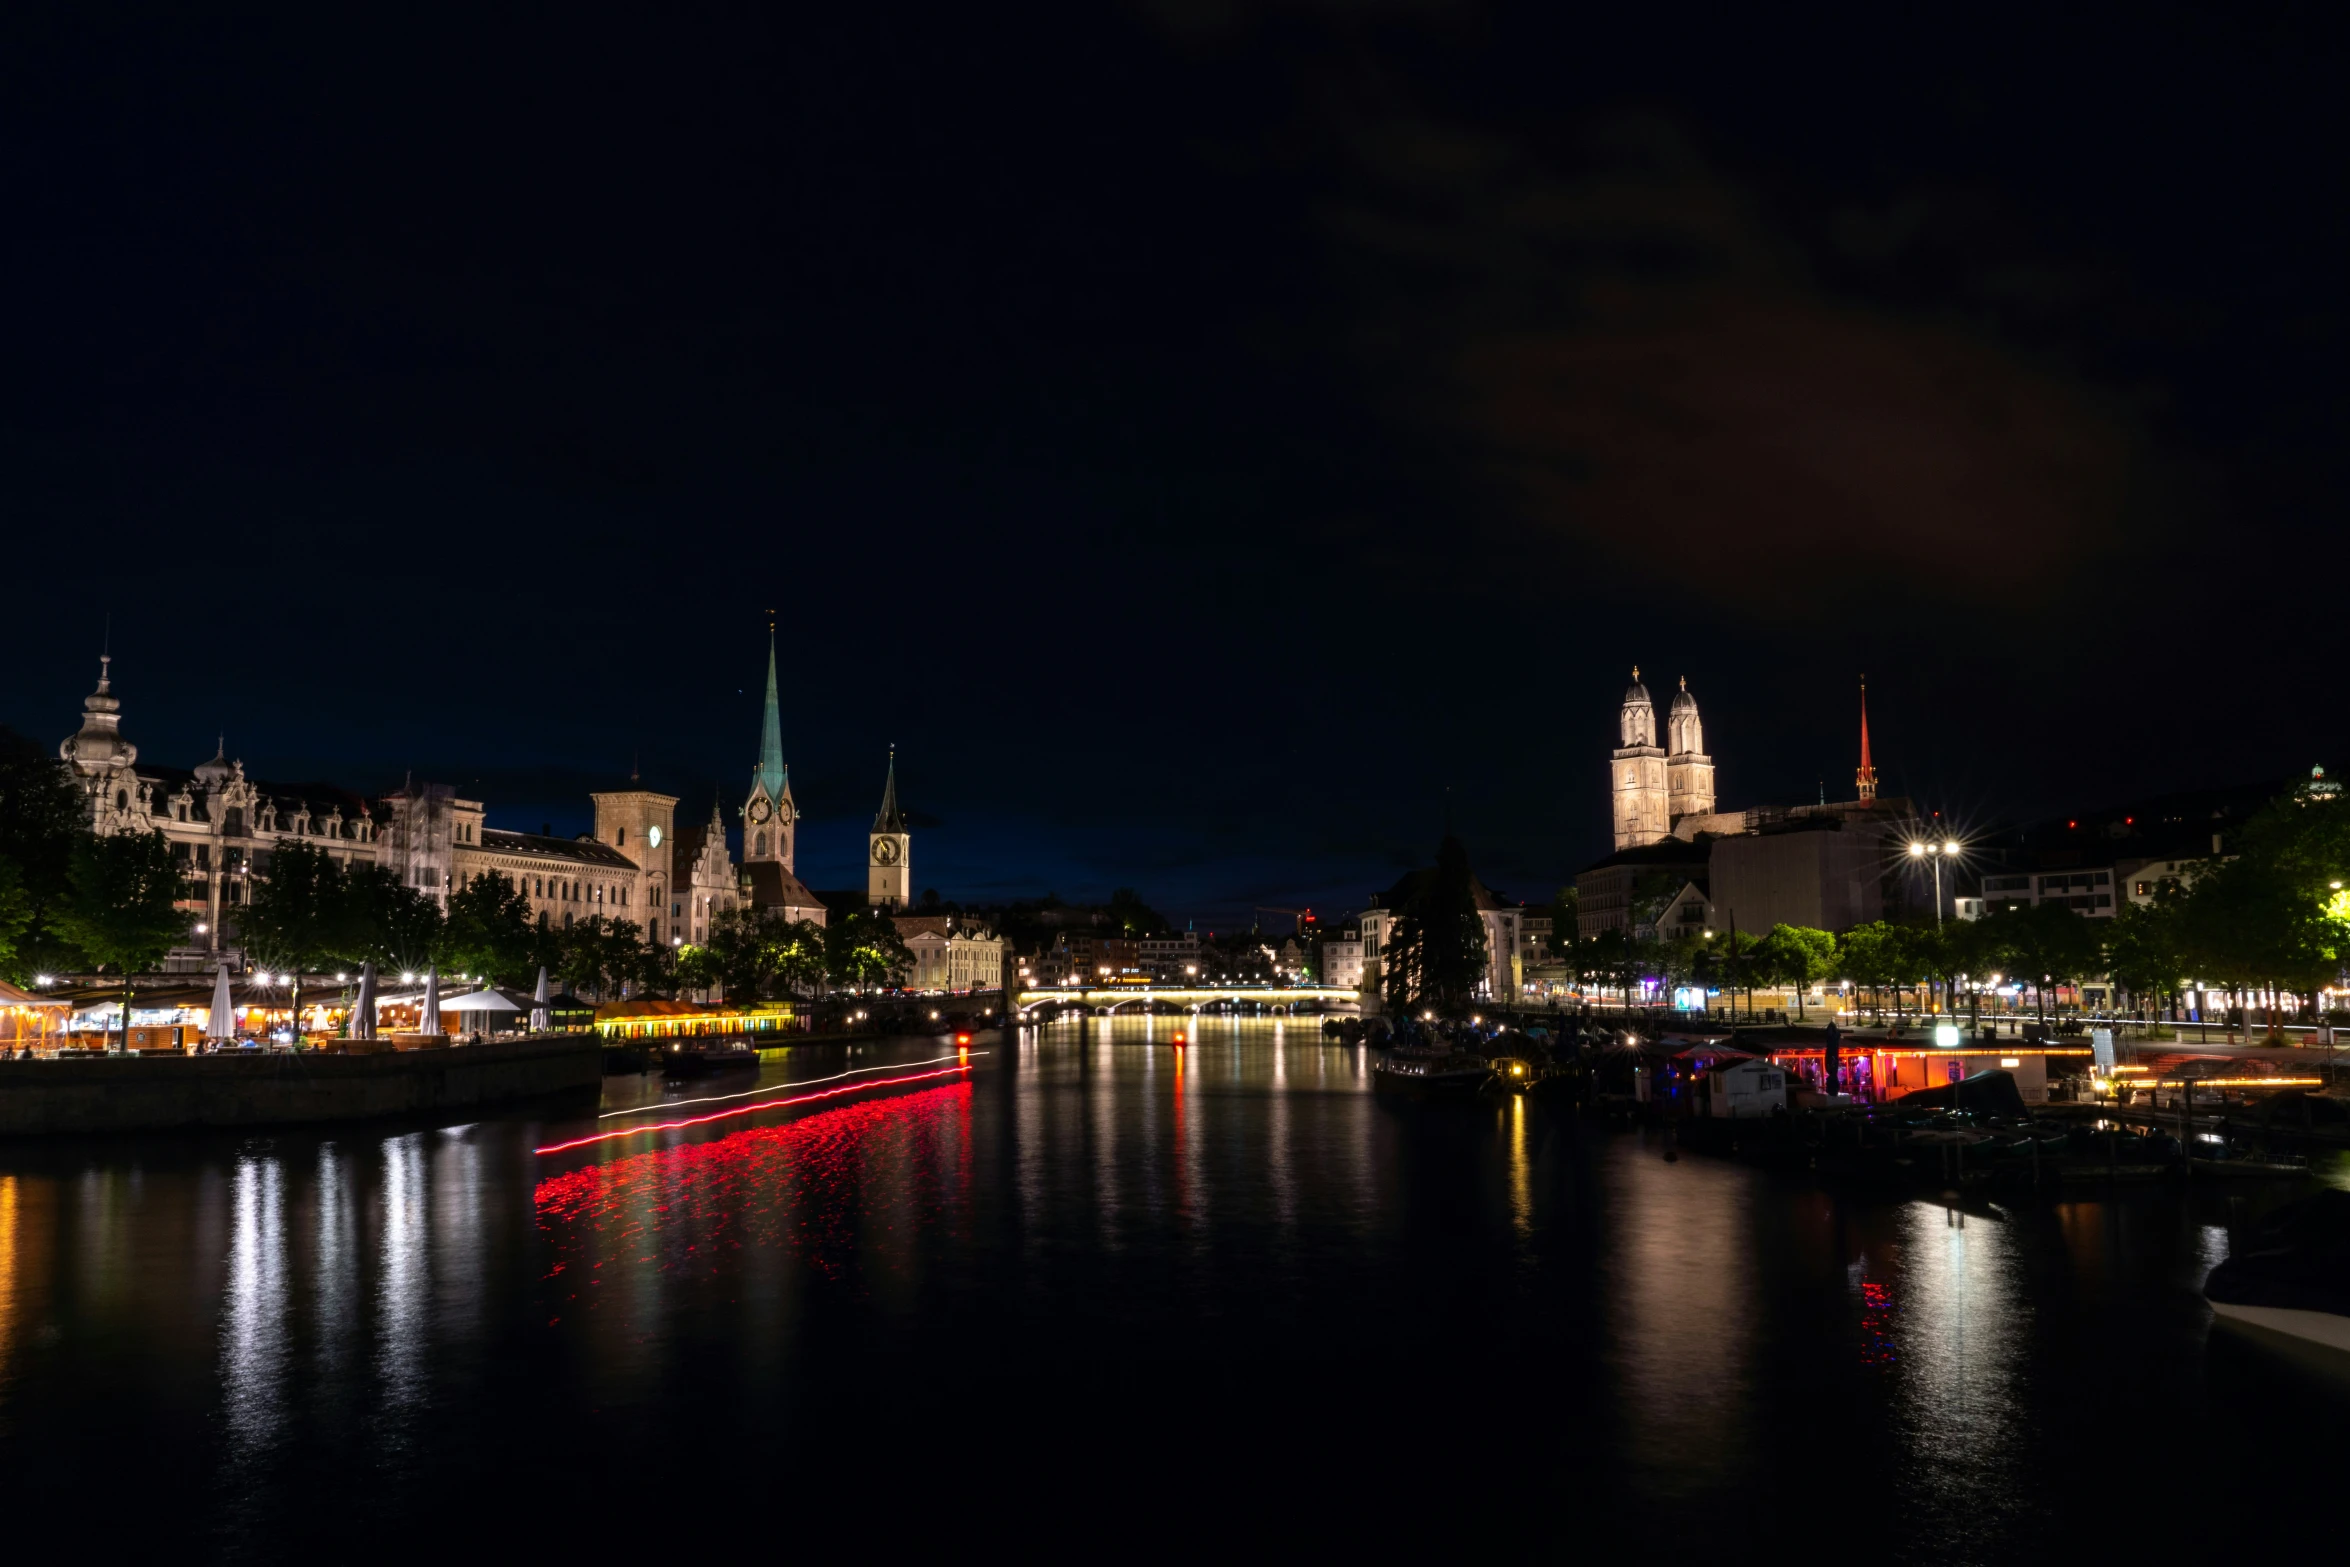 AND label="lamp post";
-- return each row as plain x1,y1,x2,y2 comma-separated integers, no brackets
1907,837,1961,926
